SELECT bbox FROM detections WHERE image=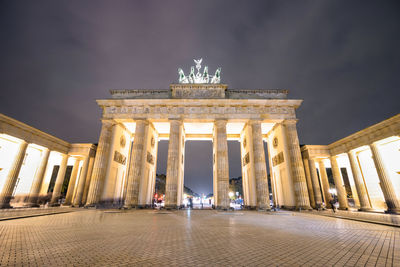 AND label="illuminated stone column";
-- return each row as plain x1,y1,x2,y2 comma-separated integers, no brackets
165,120,182,209
0,141,28,209
302,158,316,209
347,151,372,211
50,153,69,206
250,120,270,210
308,159,323,208
330,156,348,210
317,159,333,208
282,120,311,210
124,120,148,208
72,156,90,207
85,120,114,207
81,156,95,205
26,148,50,207
213,119,230,209
370,143,400,213
64,159,81,205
